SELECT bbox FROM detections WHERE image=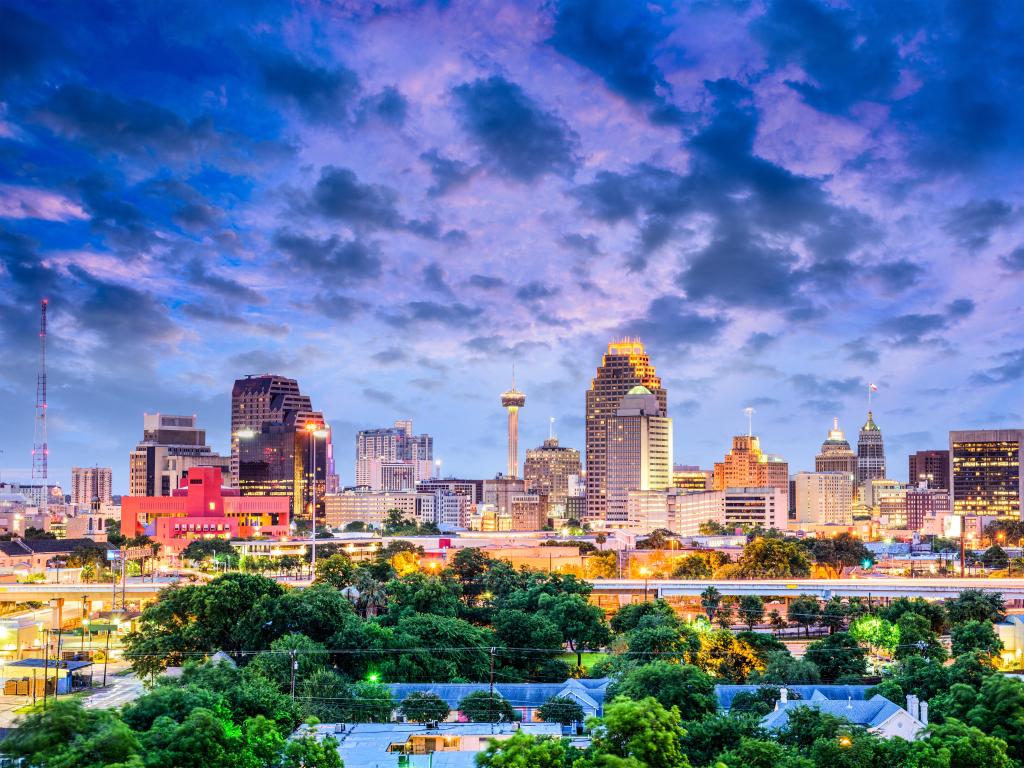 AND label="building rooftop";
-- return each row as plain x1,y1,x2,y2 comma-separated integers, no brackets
761,693,912,732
